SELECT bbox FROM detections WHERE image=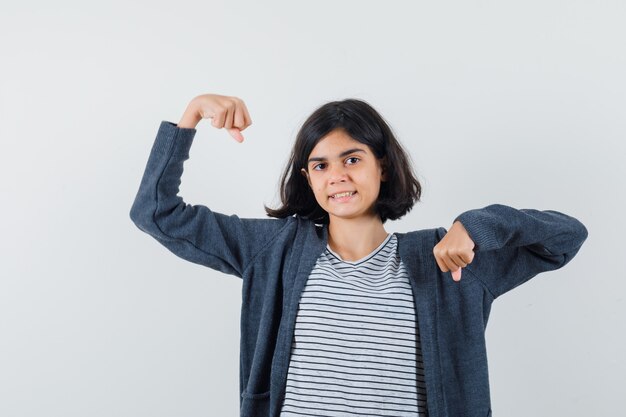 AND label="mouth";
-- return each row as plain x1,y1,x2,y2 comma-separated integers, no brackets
329,191,357,202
